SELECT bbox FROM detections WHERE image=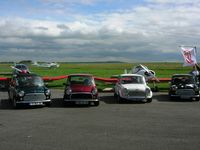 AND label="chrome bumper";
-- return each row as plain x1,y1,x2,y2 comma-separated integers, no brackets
64,99,98,102
16,99,51,105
